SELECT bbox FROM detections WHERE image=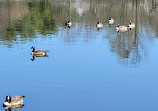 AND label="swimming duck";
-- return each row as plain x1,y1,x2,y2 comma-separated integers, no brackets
128,21,135,30
108,18,114,25
3,96,25,107
31,46,48,56
65,21,72,27
116,24,128,32
96,22,103,28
